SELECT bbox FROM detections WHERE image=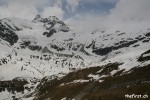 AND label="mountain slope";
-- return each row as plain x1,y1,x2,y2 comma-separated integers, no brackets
0,16,150,100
